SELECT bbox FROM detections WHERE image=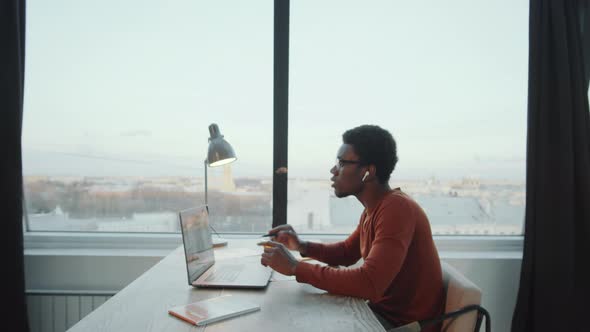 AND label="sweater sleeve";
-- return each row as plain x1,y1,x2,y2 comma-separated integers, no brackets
295,197,416,303
304,223,362,267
